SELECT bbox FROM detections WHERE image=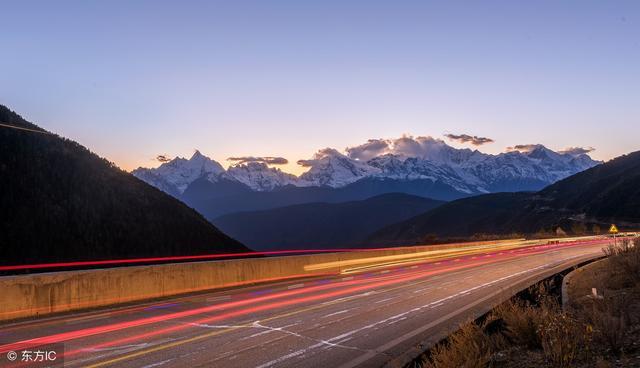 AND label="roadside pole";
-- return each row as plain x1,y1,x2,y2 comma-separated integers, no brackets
609,224,619,247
